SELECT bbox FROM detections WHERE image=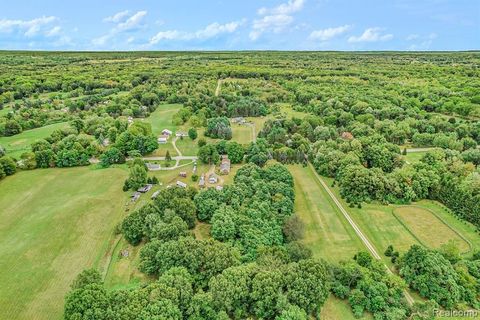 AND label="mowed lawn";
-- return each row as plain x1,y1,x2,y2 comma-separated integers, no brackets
0,122,70,159
322,177,480,258
394,205,472,253
289,165,364,262
145,103,181,136
0,167,129,320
